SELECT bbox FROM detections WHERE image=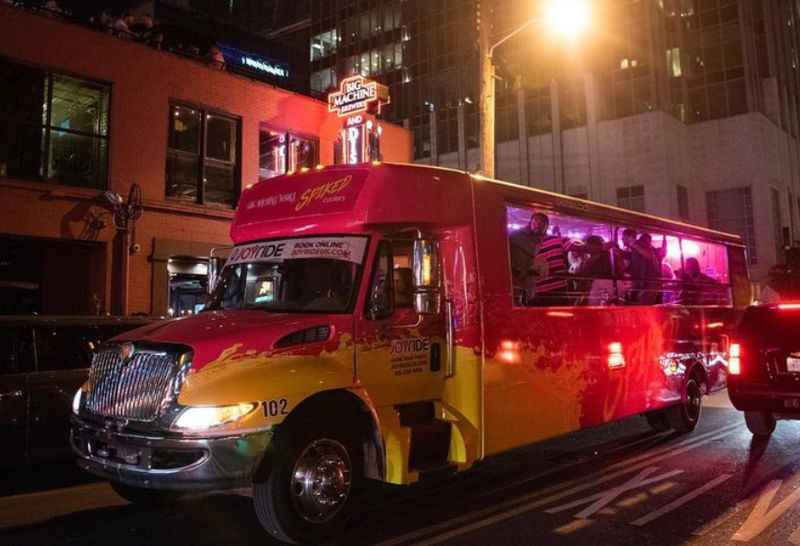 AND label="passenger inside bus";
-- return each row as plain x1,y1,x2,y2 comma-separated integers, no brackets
506,205,732,308
509,212,570,306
